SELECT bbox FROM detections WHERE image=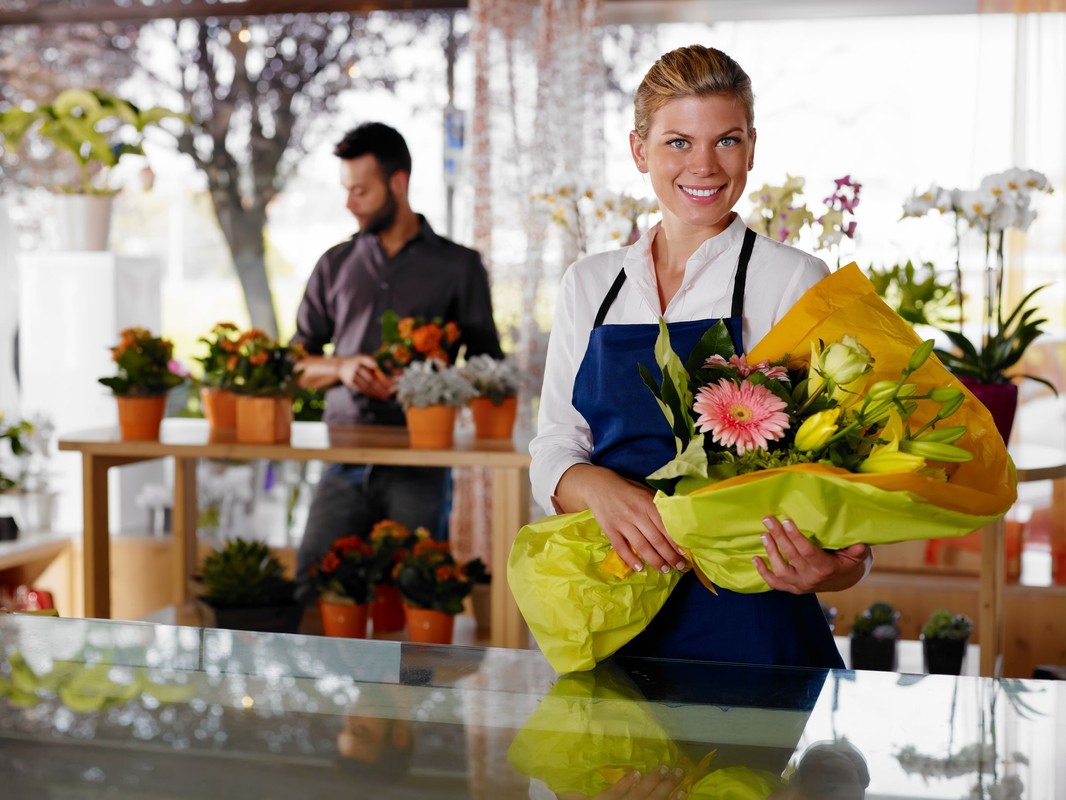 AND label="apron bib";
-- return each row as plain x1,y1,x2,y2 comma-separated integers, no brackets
572,228,843,668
